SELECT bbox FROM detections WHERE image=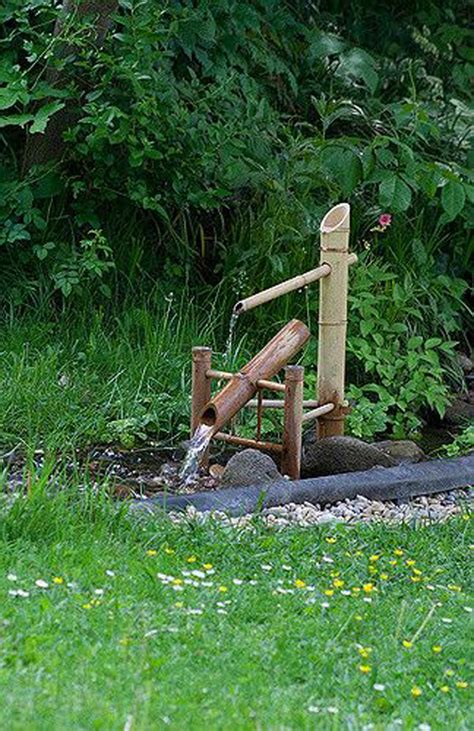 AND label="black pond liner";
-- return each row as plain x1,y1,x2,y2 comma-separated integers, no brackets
132,454,474,518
